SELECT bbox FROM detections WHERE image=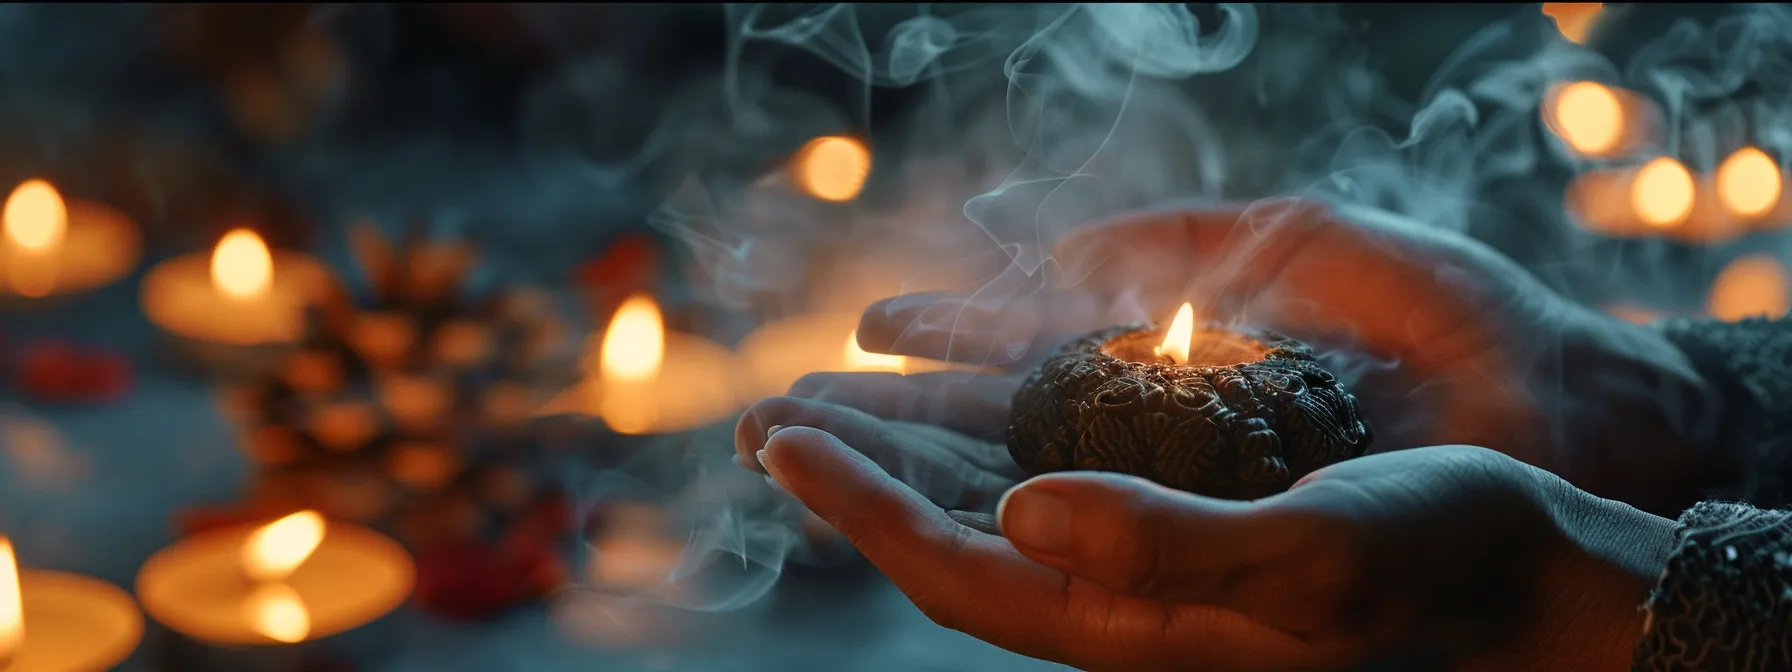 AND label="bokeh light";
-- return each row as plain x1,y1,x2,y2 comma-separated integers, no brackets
792,136,871,202
1715,146,1782,220
1708,254,1791,321
1548,82,1624,157
2,179,67,252
1631,157,1695,229
1542,3,1605,44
